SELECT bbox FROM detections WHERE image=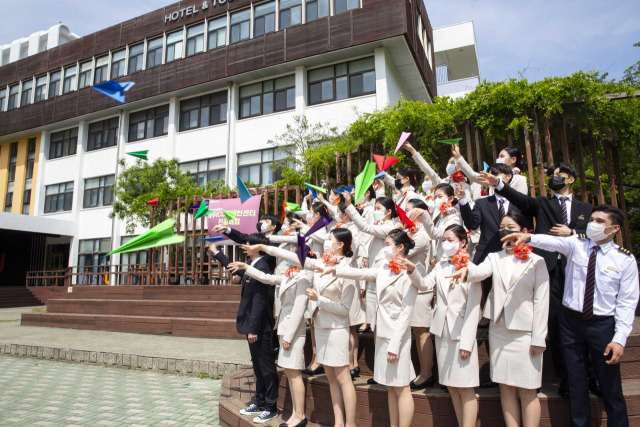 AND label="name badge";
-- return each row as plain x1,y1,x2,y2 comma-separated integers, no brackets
606,266,620,273
578,215,584,220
